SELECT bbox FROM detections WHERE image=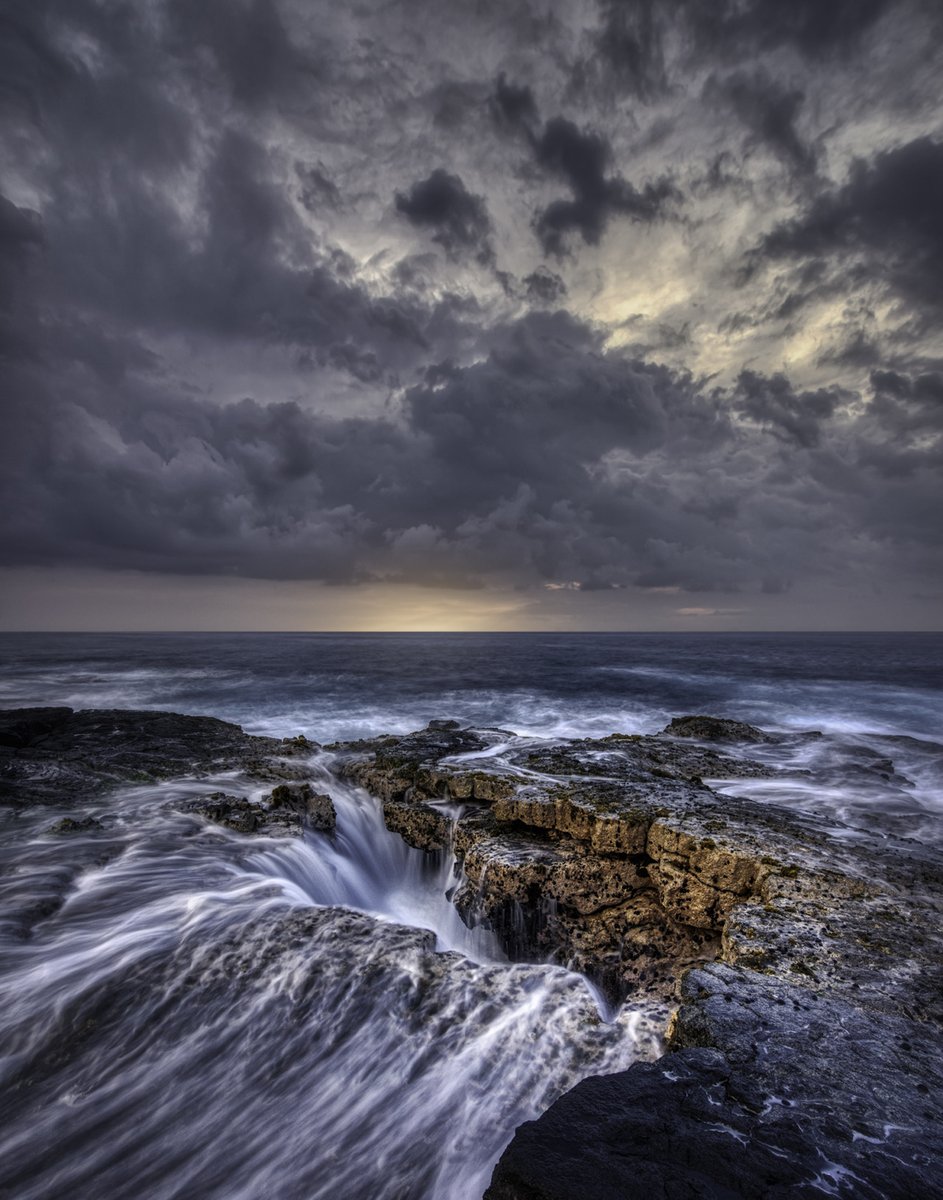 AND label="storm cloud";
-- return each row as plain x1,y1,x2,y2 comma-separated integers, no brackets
395,170,495,265
530,116,679,256
759,137,943,323
0,0,941,627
